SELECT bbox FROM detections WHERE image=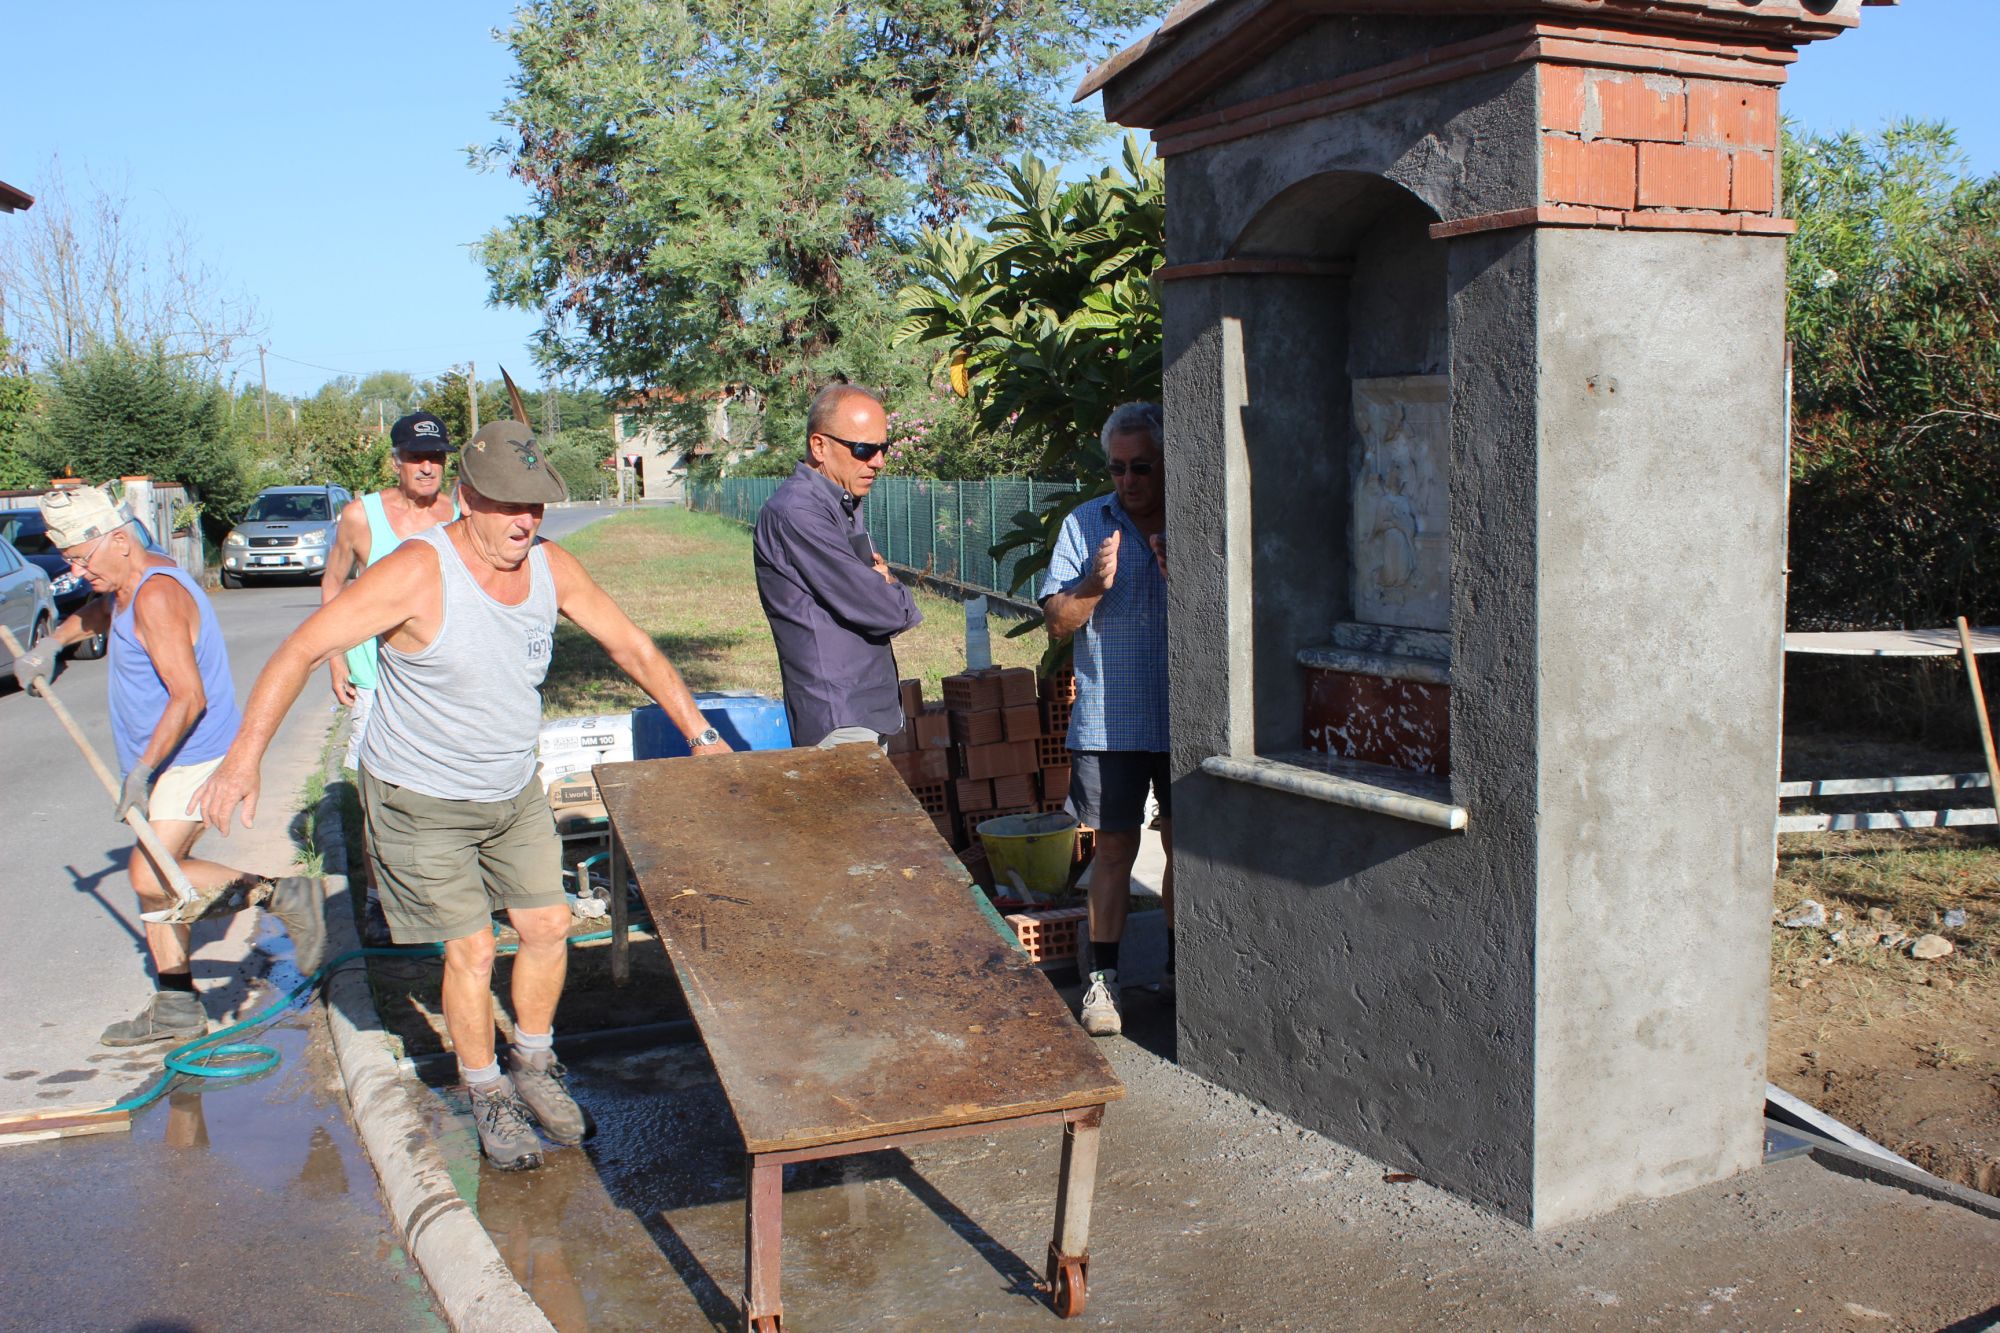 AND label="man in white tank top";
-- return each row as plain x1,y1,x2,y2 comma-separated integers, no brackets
198,420,732,1171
